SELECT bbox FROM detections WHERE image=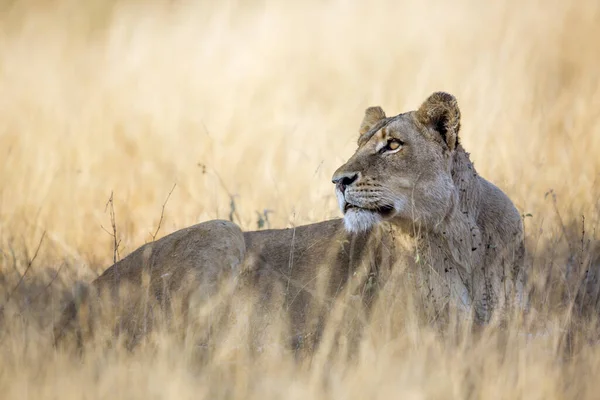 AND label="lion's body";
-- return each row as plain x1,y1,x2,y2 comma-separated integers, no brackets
55,92,525,348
